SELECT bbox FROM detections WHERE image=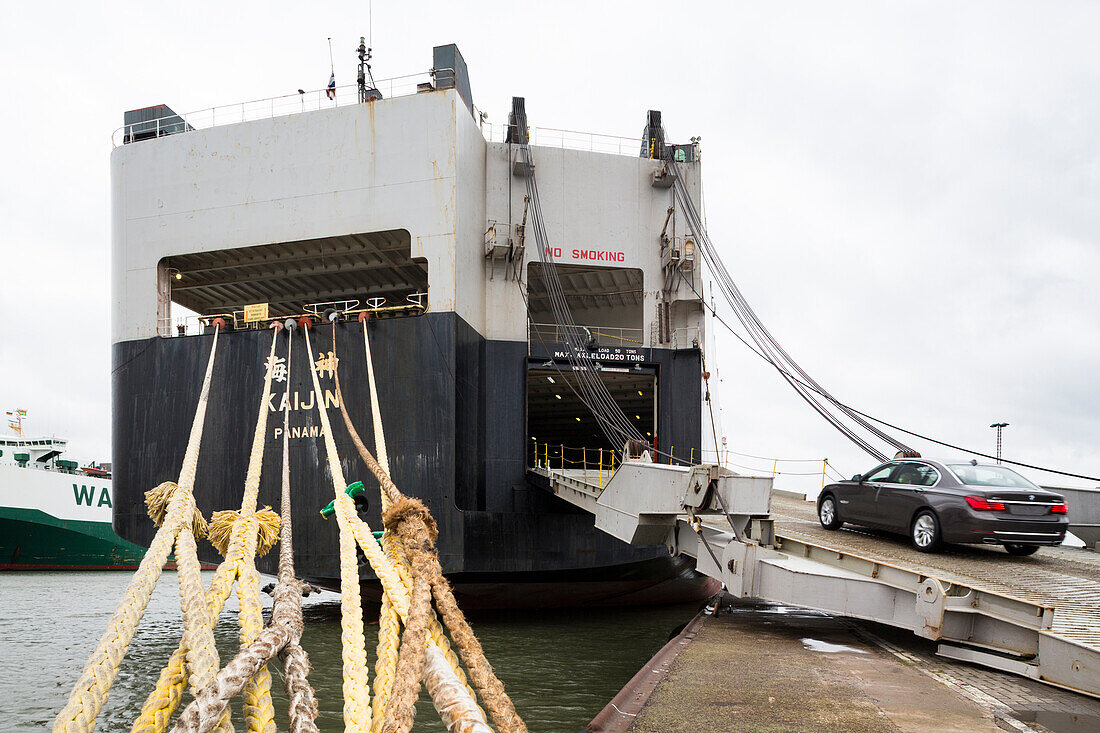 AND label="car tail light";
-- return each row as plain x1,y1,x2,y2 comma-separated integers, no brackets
965,495,1005,511
1050,503,1068,514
